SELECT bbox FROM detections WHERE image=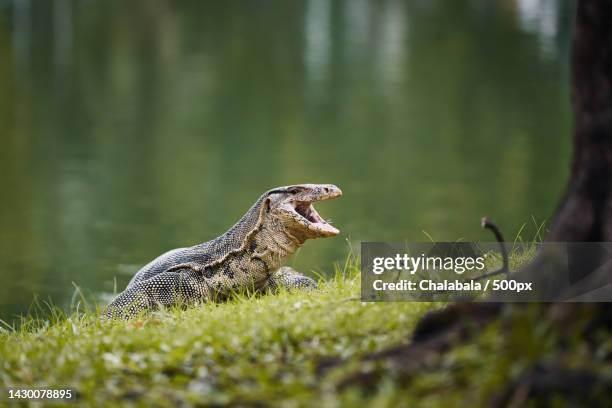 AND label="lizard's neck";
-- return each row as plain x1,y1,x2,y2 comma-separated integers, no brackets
198,200,314,294
247,216,304,273
203,198,305,288
206,216,303,292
